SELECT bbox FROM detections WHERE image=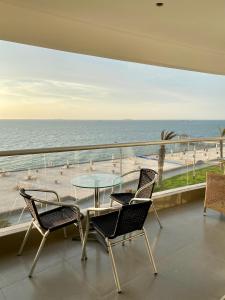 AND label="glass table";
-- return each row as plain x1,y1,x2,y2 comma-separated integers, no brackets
71,173,122,207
